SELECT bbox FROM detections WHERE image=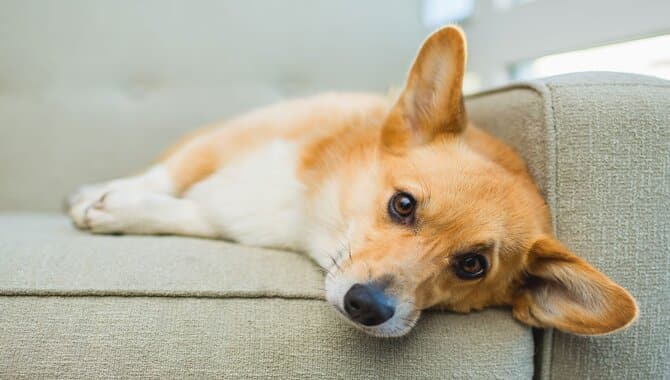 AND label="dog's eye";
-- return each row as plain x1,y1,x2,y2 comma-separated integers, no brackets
454,253,488,279
388,192,416,224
